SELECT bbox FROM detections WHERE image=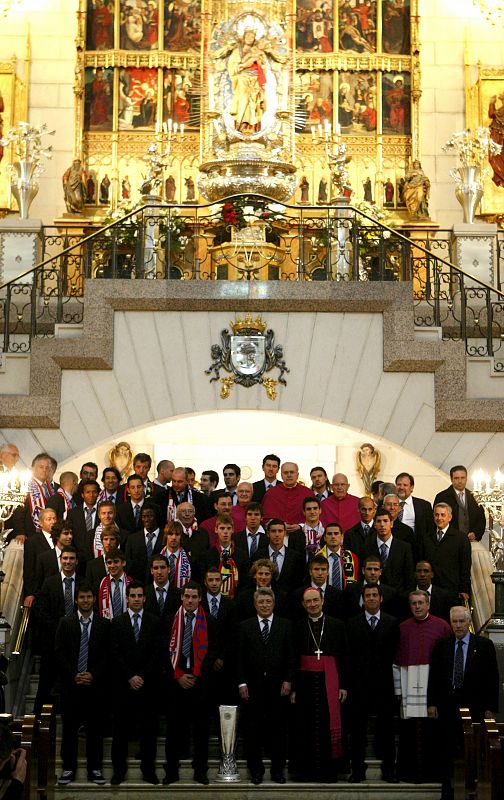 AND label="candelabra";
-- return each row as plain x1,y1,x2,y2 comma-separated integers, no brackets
311,121,352,202
472,469,504,625
0,470,30,649
139,122,185,202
